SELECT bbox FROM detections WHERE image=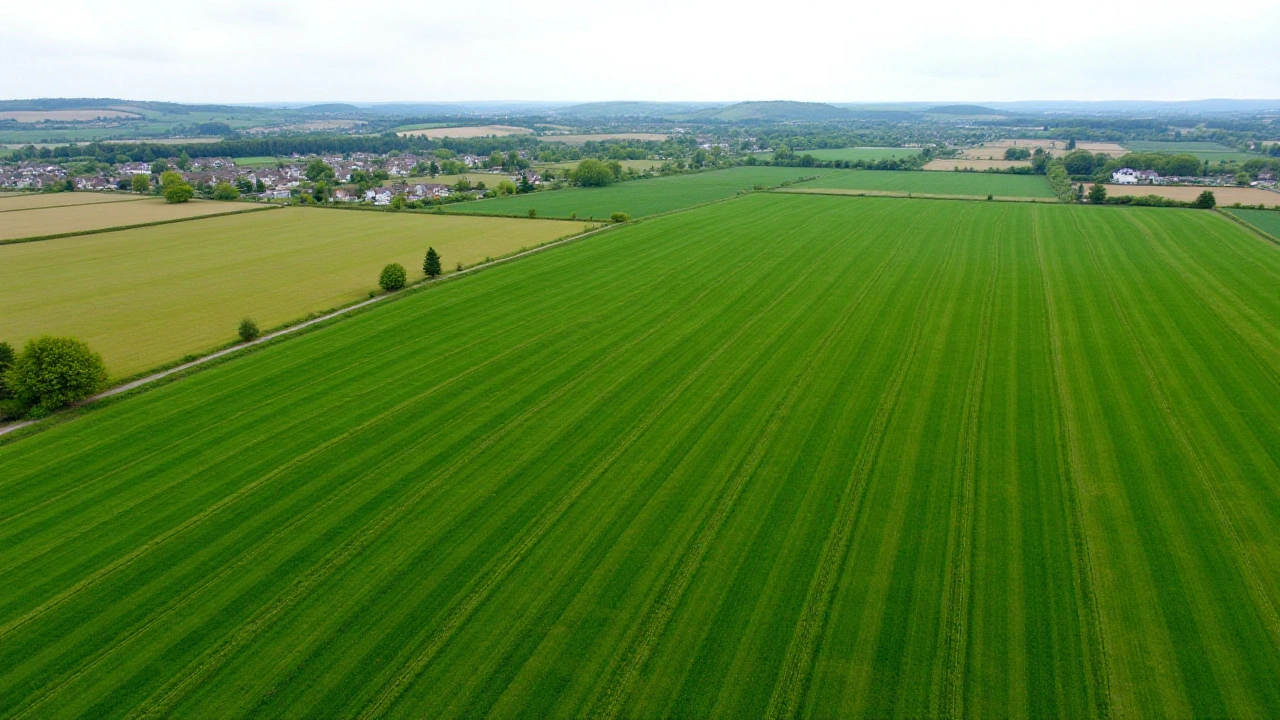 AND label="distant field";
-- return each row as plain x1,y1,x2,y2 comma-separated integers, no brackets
1122,141,1256,163
794,147,921,162
0,207,579,375
1225,207,1280,237
0,199,262,242
388,173,515,188
445,166,830,219
3,195,1280,717
0,192,144,212
537,133,669,144
793,169,1056,198
0,109,140,122
391,122,450,132
232,156,279,167
534,159,665,172
925,159,1031,171
396,125,533,139
1104,184,1280,207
